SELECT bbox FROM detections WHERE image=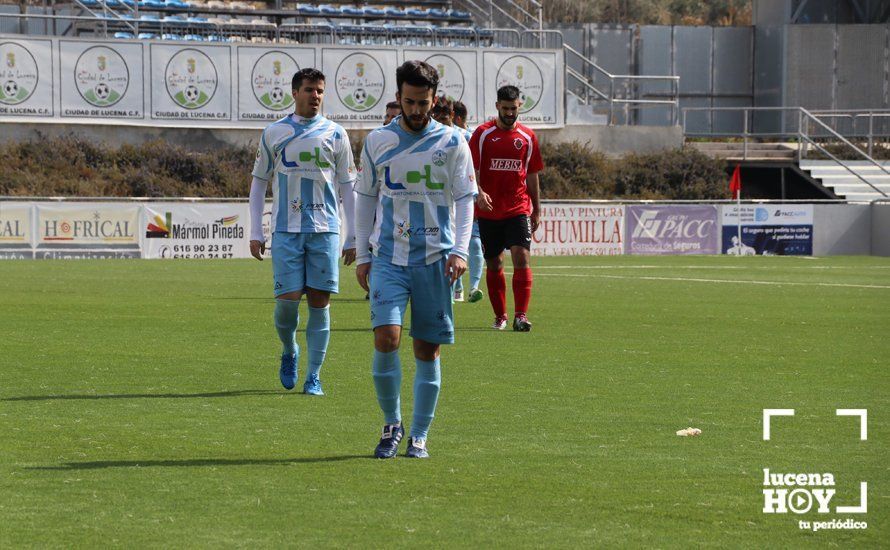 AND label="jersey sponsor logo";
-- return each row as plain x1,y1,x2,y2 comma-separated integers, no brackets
490,158,522,171
396,220,439,239
282,146,331,169
290,199,325,213
384,165,444,191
